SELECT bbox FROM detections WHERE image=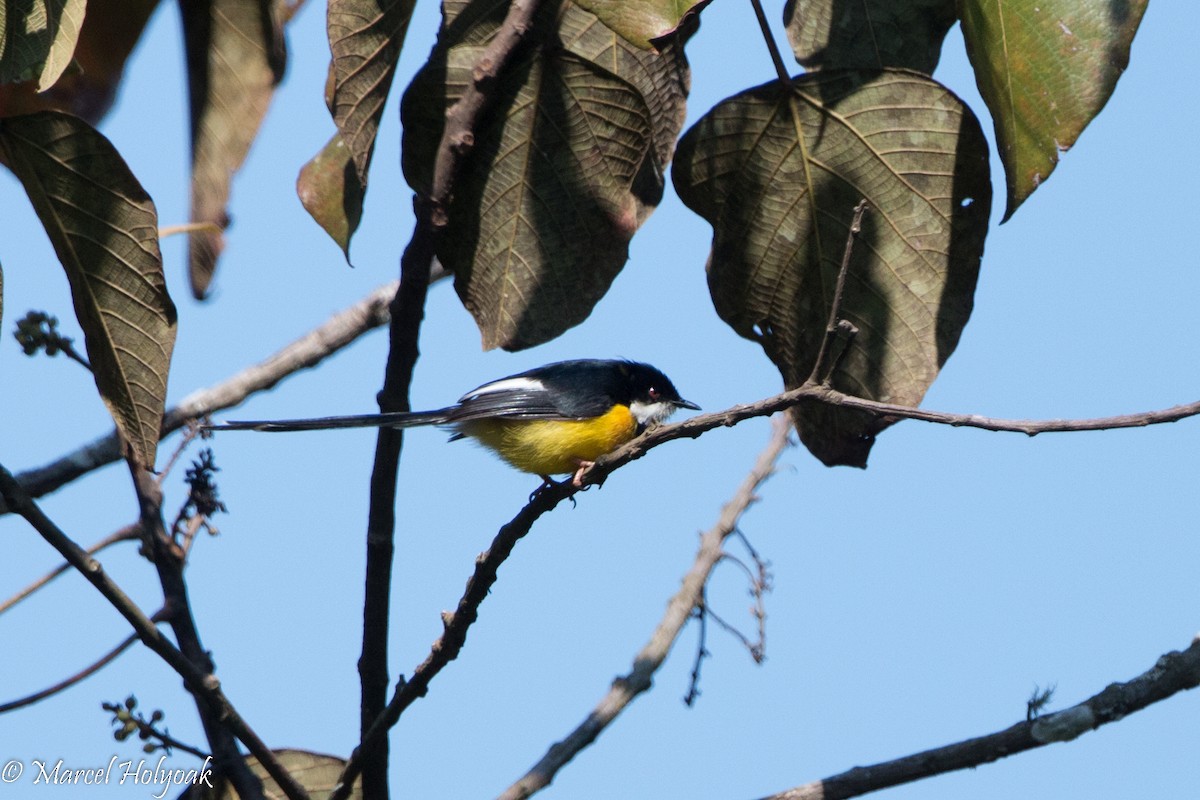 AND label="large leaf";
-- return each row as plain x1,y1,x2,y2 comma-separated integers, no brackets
0,111,177,469
402,0,692,351
326,0,414,184
573,0,709,50
960,0,1148,221
673,70,991,467
0,0,160,123
181,0,286,298
0,0,85,91
783,0,956,74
